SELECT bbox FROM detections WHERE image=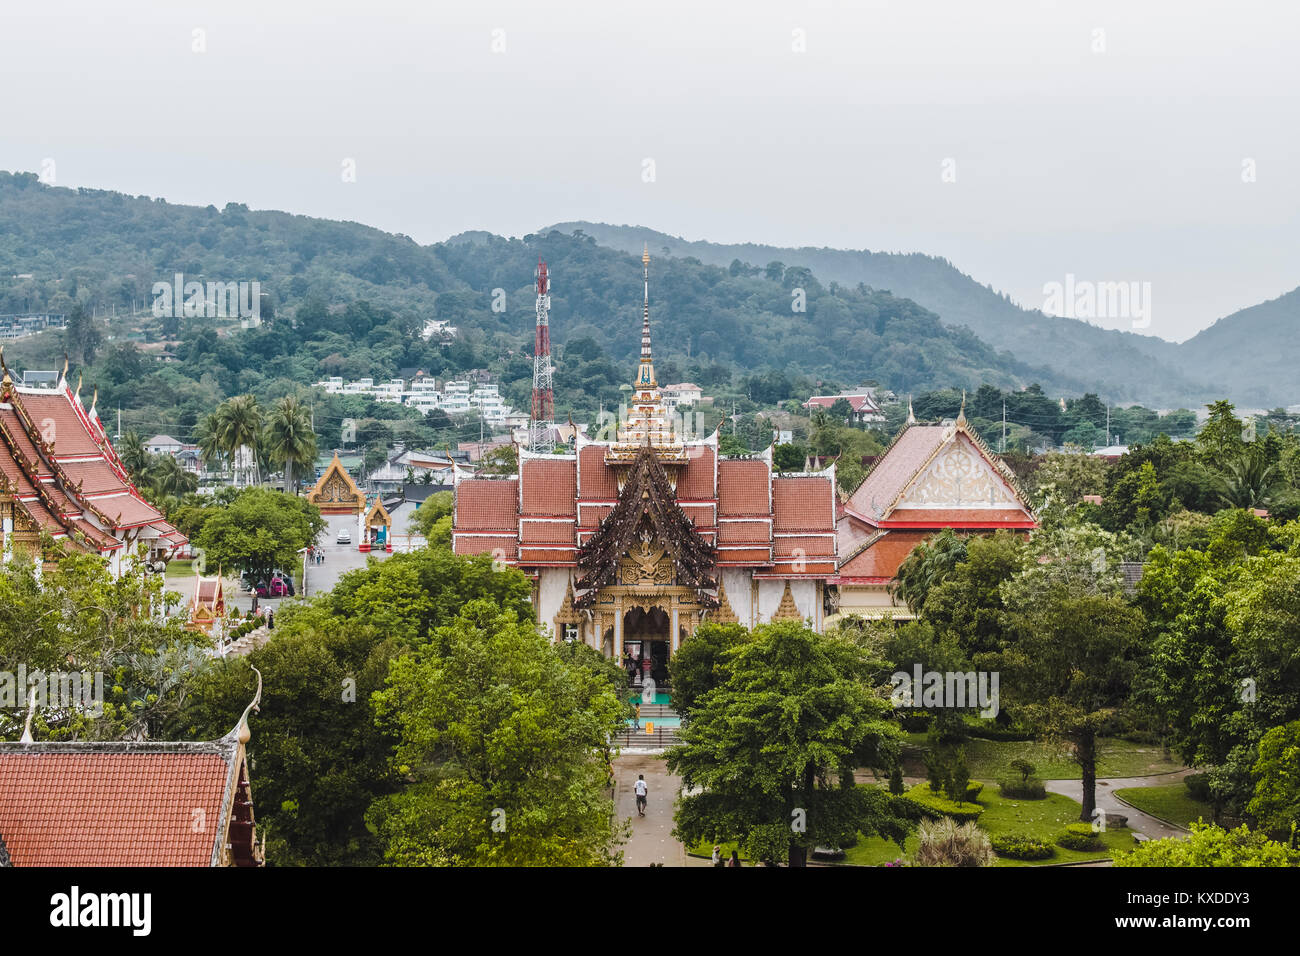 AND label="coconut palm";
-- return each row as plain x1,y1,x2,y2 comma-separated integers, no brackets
194,412,226,479
264,396,317,492
214,394,263,485
890,528,968,614
117,430,149,482
148,453,198,500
